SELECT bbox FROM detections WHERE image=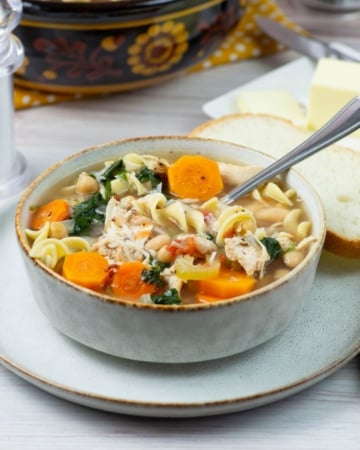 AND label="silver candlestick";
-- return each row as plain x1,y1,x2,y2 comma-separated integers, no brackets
0,0,28,198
